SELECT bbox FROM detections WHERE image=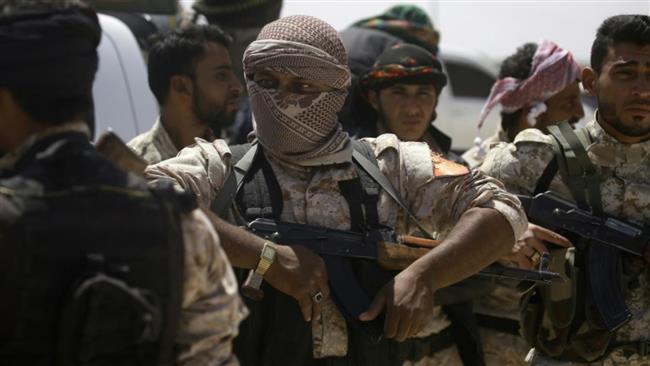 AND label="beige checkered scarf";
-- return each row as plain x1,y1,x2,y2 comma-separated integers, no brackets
243,15,352,166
